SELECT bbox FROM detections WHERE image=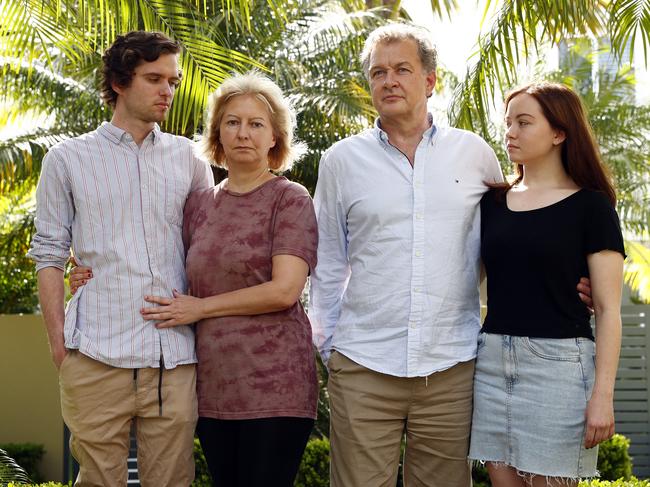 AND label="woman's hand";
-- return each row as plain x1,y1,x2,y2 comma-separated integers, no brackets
141,290,204,328
68,257,93,295
584,392,615,449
